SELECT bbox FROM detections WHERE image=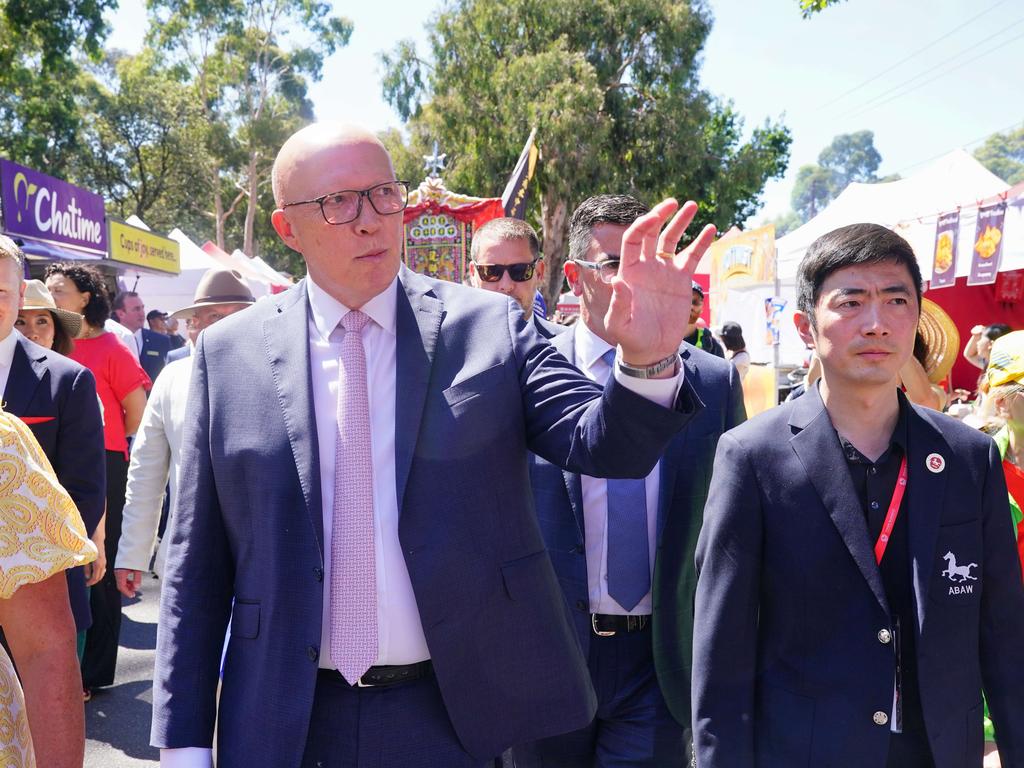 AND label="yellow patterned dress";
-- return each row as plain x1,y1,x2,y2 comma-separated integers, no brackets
0,409,96,767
